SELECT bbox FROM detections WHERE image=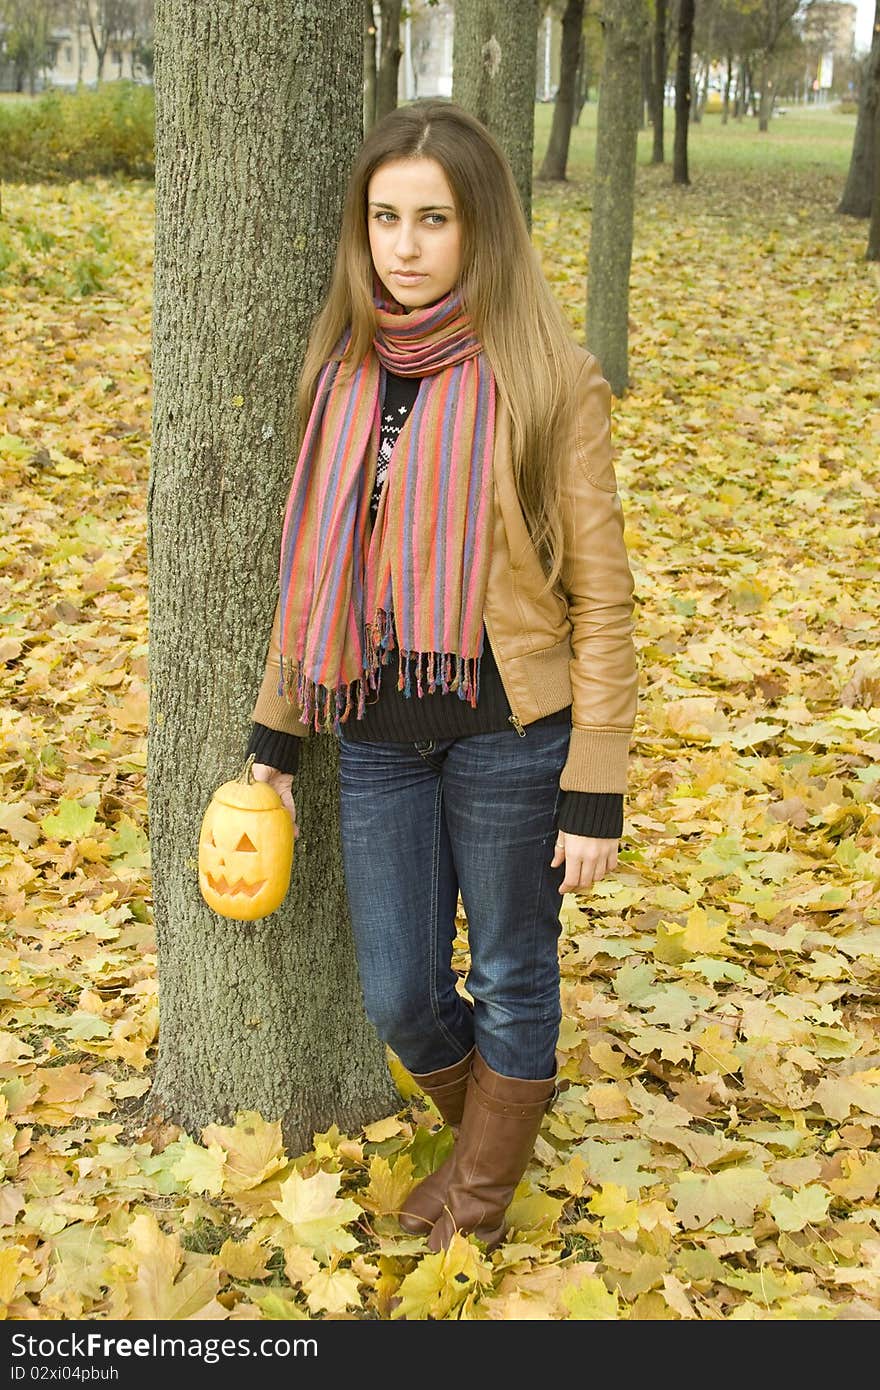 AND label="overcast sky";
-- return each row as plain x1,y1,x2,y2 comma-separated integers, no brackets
853,0,876,51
